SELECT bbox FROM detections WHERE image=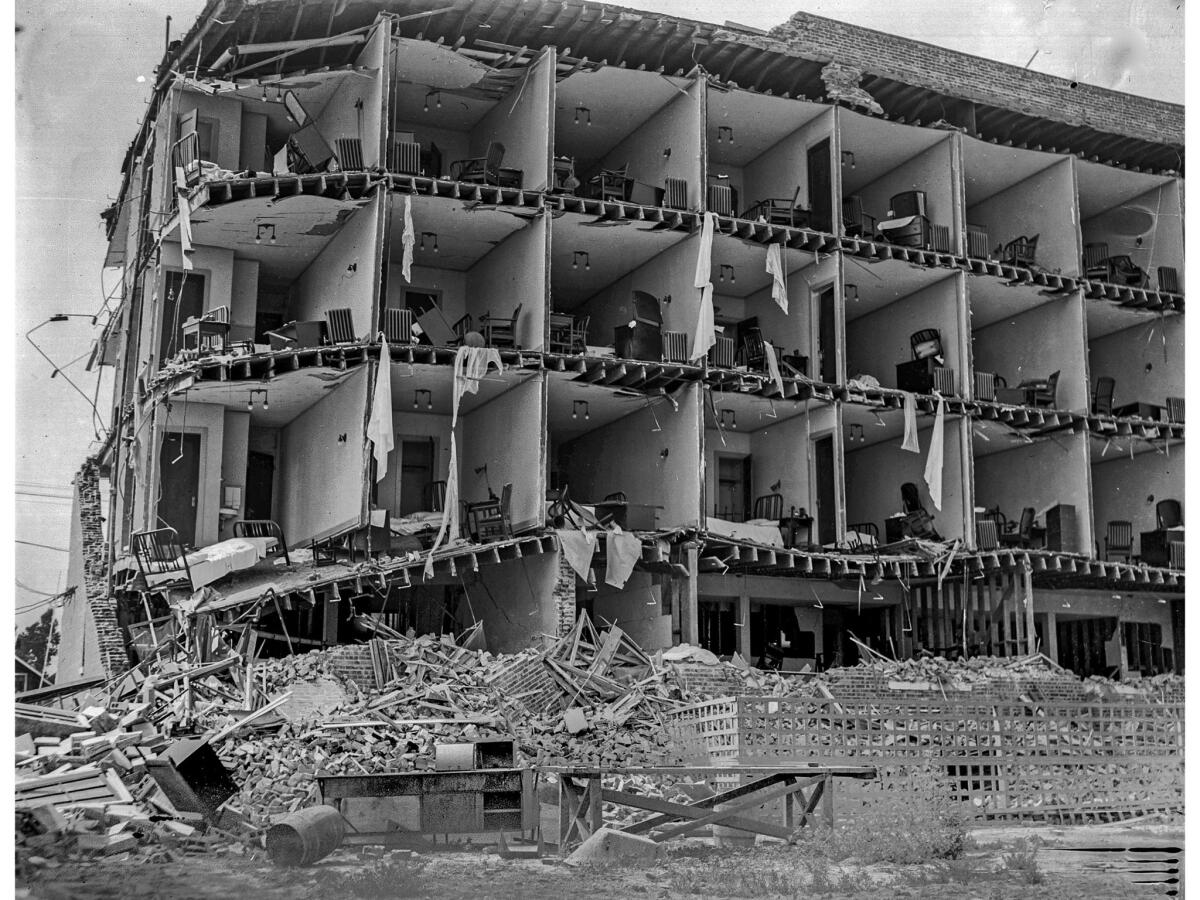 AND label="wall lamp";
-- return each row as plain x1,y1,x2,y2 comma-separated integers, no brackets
719,409,737,430
413,389,432,410
718,265,736,284
423,91,442,112
572,251,590,271
845,283,859,302
846,423,864,443
662,147,672,159
420,232,439,252
841,151,856,169
572,400,590,420
255,223,276,245
573,106,591,125
716,126,734,144
247,389,269,411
